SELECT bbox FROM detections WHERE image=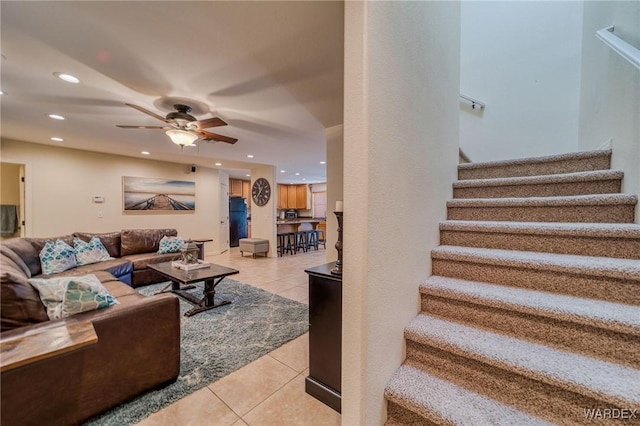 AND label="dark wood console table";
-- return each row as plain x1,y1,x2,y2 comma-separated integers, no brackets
304,261,342,413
